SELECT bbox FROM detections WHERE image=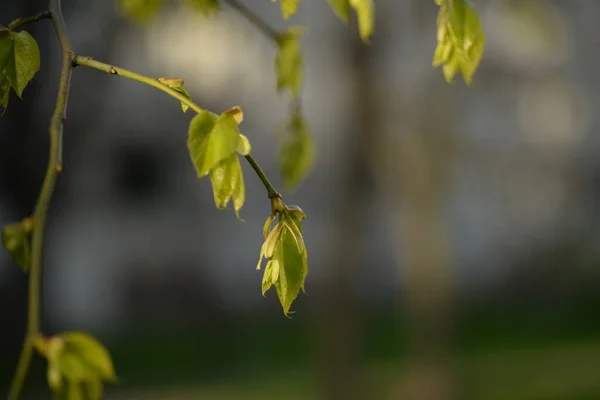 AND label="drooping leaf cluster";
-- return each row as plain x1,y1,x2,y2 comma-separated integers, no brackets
257,205,308,316
187,106,250,217
33,332,116,400
0,26,40,113
433,0,485,84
